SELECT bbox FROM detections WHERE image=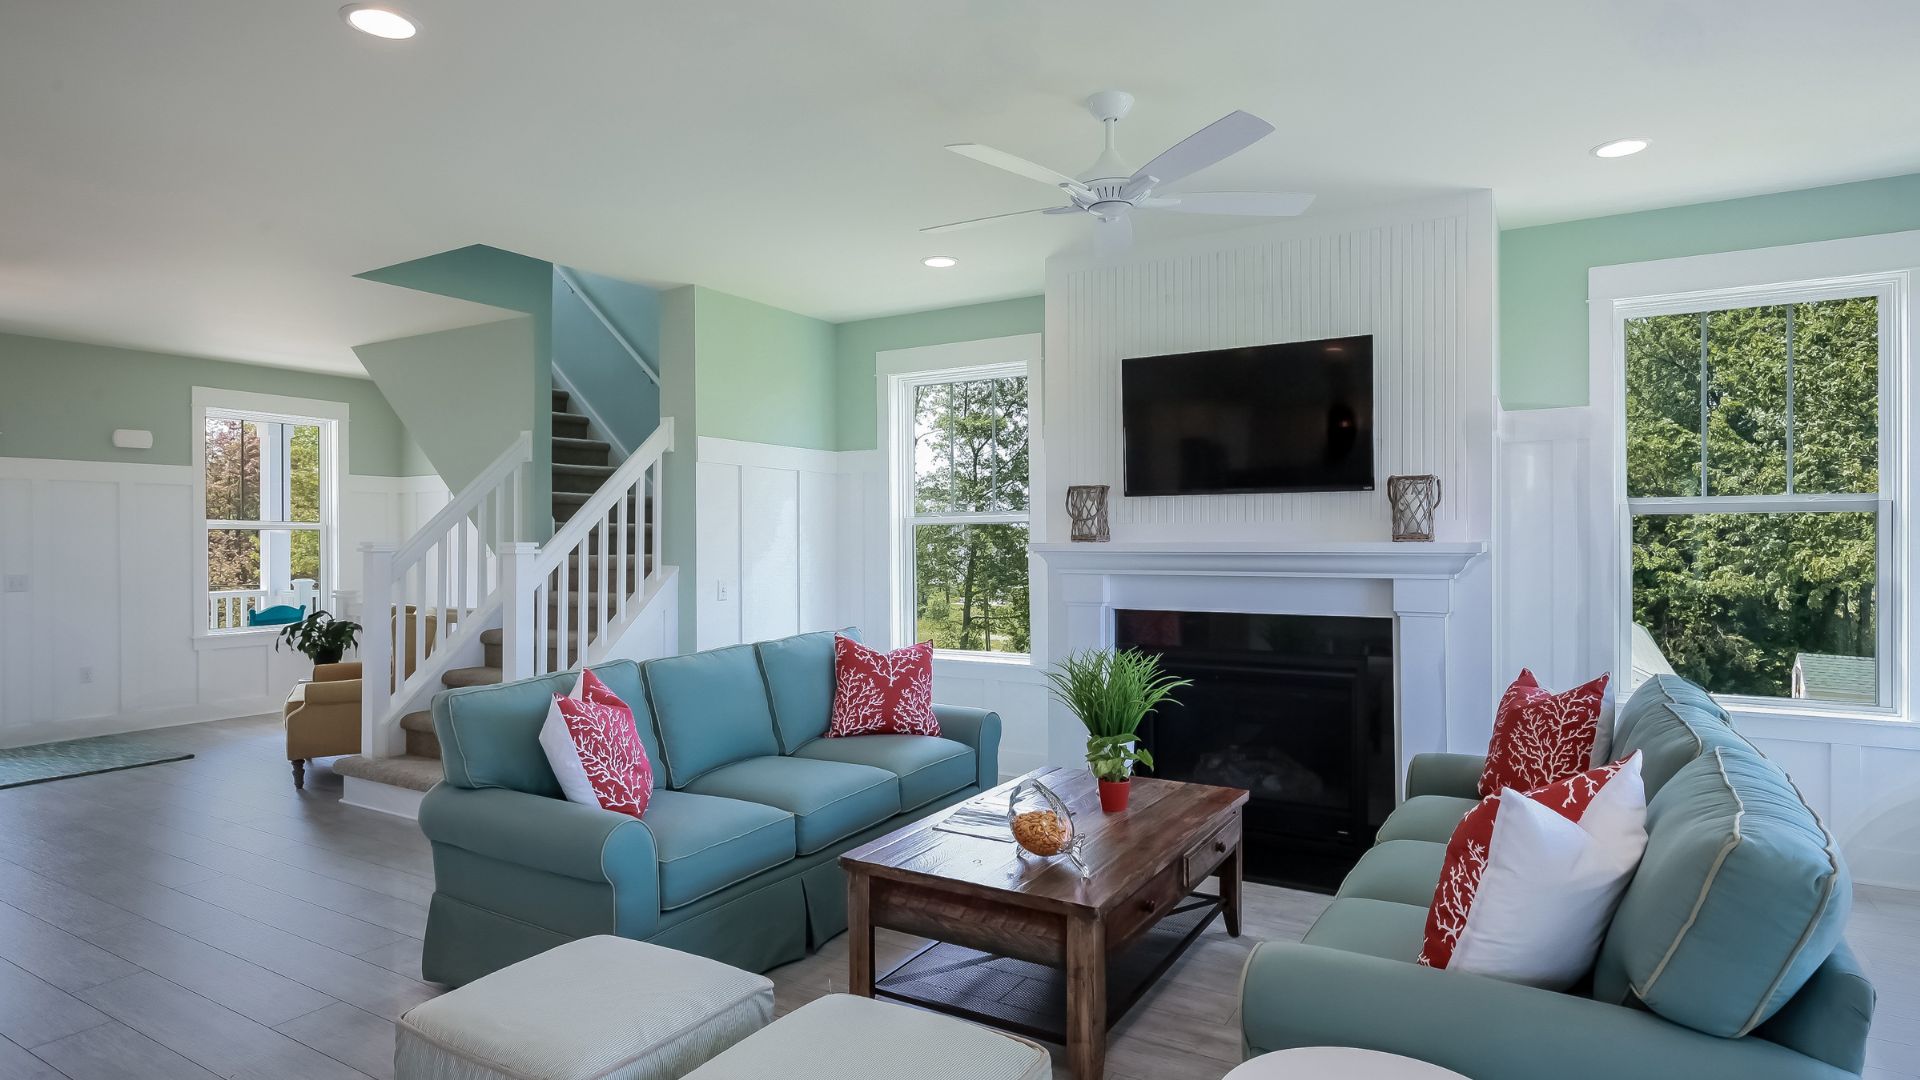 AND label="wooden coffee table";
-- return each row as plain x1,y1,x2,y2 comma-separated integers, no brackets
841,766,1248,1080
